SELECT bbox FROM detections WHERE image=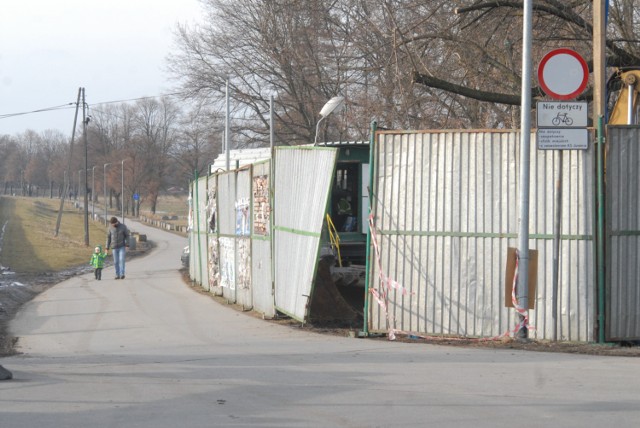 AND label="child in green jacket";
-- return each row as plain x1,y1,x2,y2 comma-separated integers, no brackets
90,245,107,280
